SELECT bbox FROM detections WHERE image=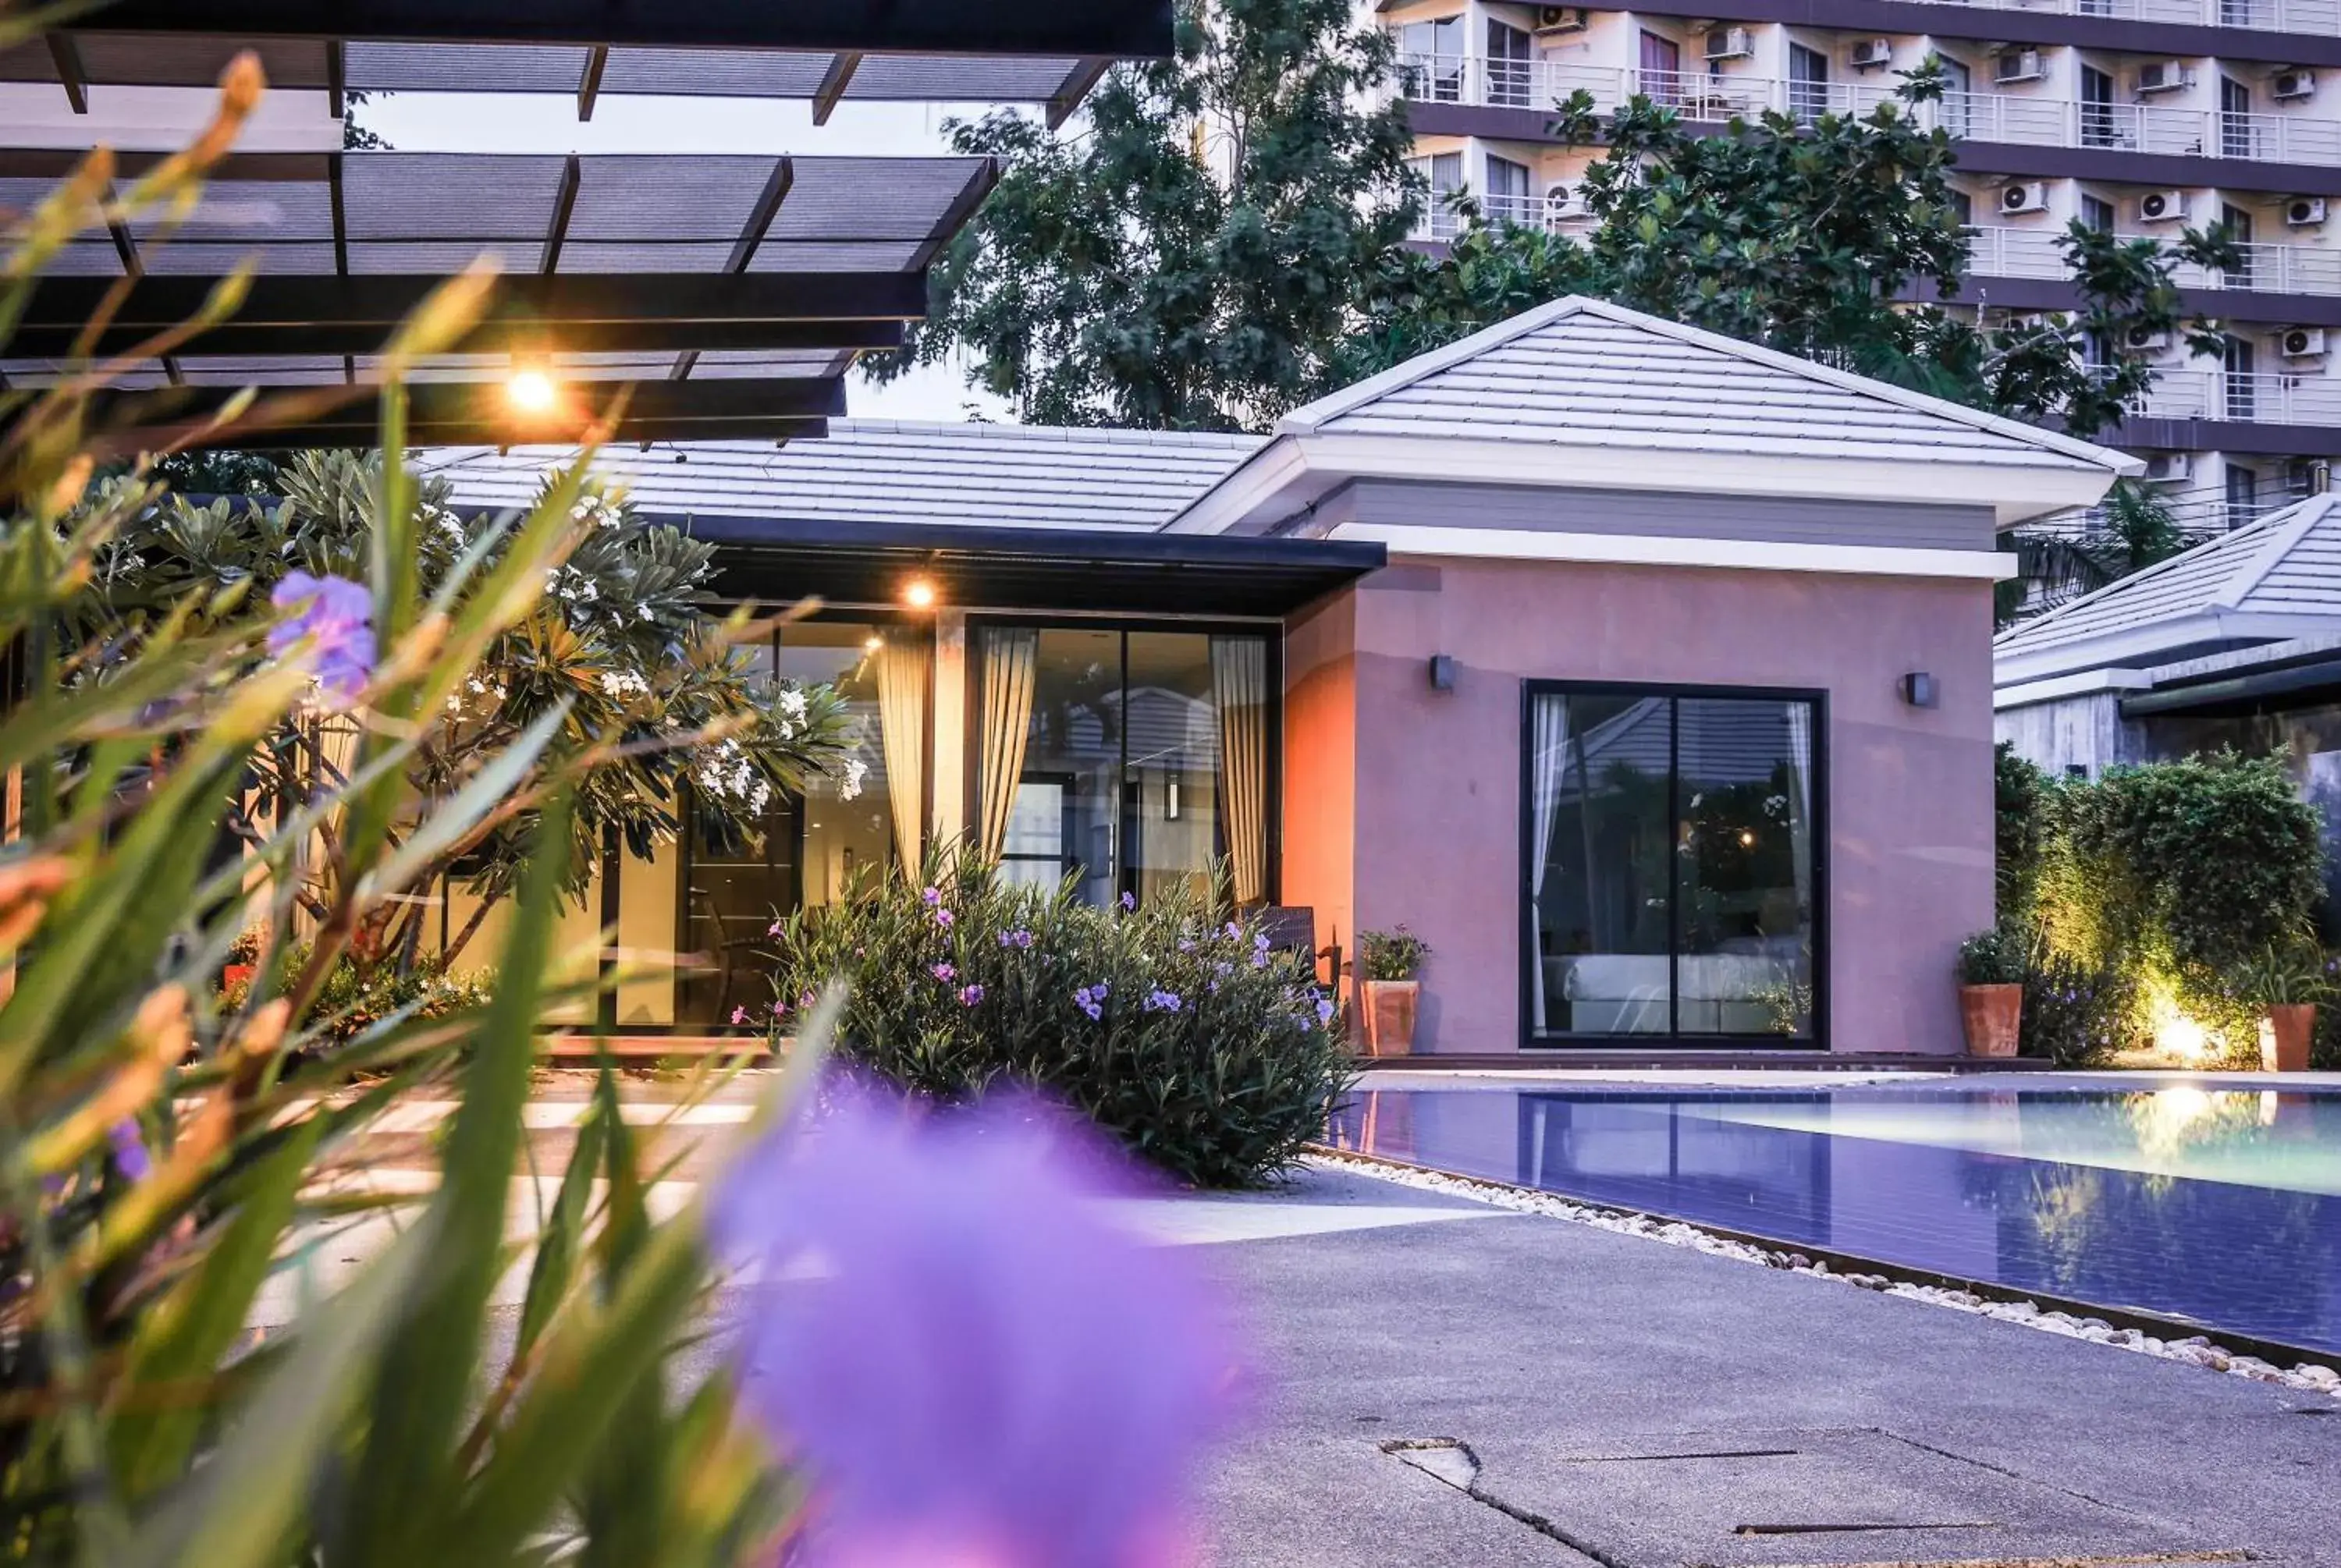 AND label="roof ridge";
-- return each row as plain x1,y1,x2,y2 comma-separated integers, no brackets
1275,296,1594,433
2218,492,2341,608
1992,497,2316,649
